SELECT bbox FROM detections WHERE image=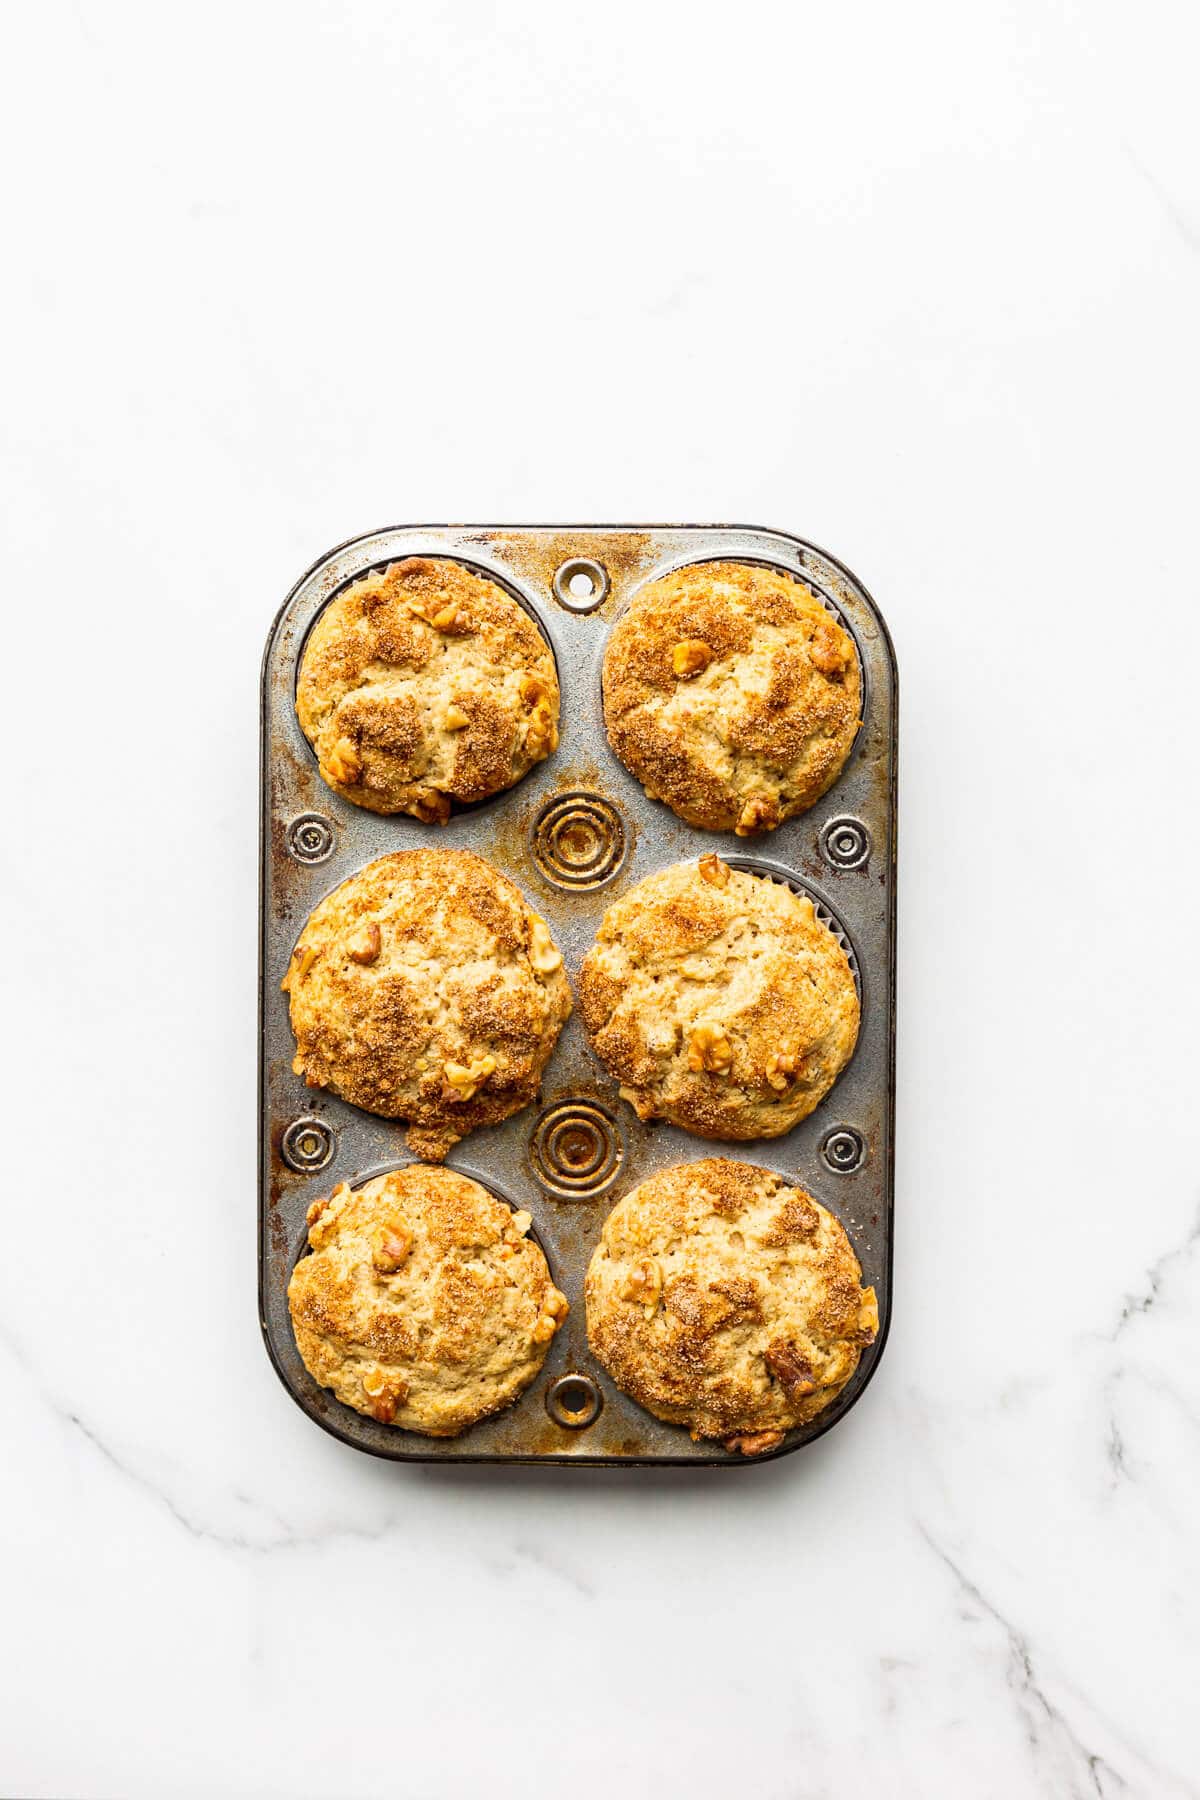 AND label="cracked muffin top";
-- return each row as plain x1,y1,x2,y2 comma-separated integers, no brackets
296,556,559,820
282,848,572,1159
602,560,861,834
585,1158,877,1454
289,1166,568,1436
578,856,859,1140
